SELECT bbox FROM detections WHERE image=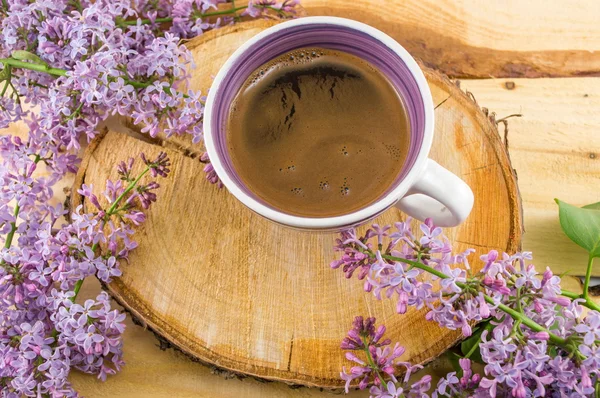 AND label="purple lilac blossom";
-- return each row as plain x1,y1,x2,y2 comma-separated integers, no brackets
0,0,299,183
334,220,600,397
0,135,169,396
0,2,300,393
340,317,432,397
